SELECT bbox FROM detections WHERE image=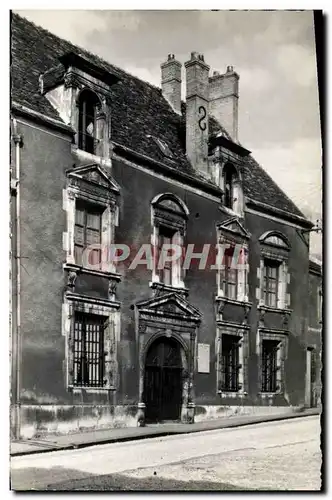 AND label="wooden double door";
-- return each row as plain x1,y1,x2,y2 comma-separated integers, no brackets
144,337,183,422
